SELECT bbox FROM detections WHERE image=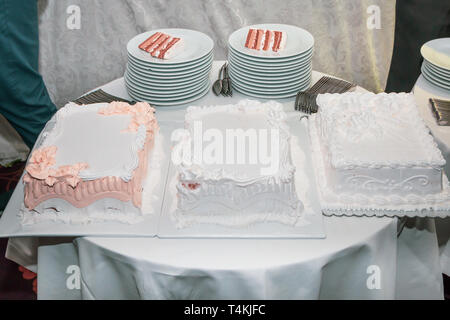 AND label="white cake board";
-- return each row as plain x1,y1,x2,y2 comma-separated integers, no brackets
0,122,177,238
157,118,326,239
